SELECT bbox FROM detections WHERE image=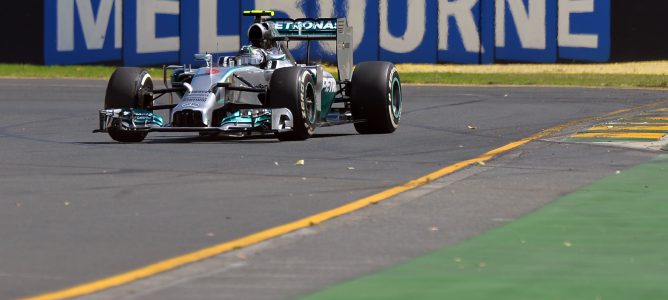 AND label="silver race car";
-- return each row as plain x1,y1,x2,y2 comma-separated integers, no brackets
95,10,402,142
